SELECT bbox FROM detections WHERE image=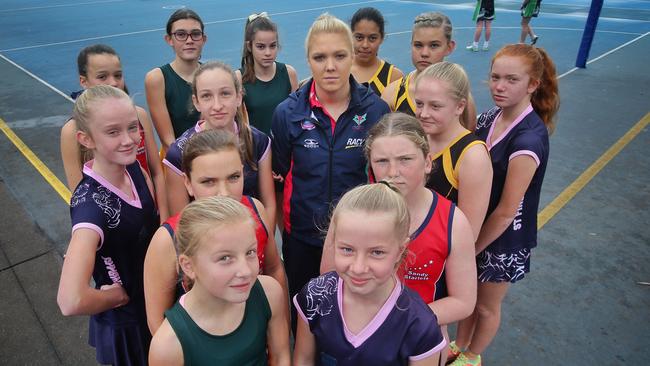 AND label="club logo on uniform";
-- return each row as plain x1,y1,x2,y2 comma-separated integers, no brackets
352,113,367,130
303,138,319,149
301,120,316,131
353,113,367,126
